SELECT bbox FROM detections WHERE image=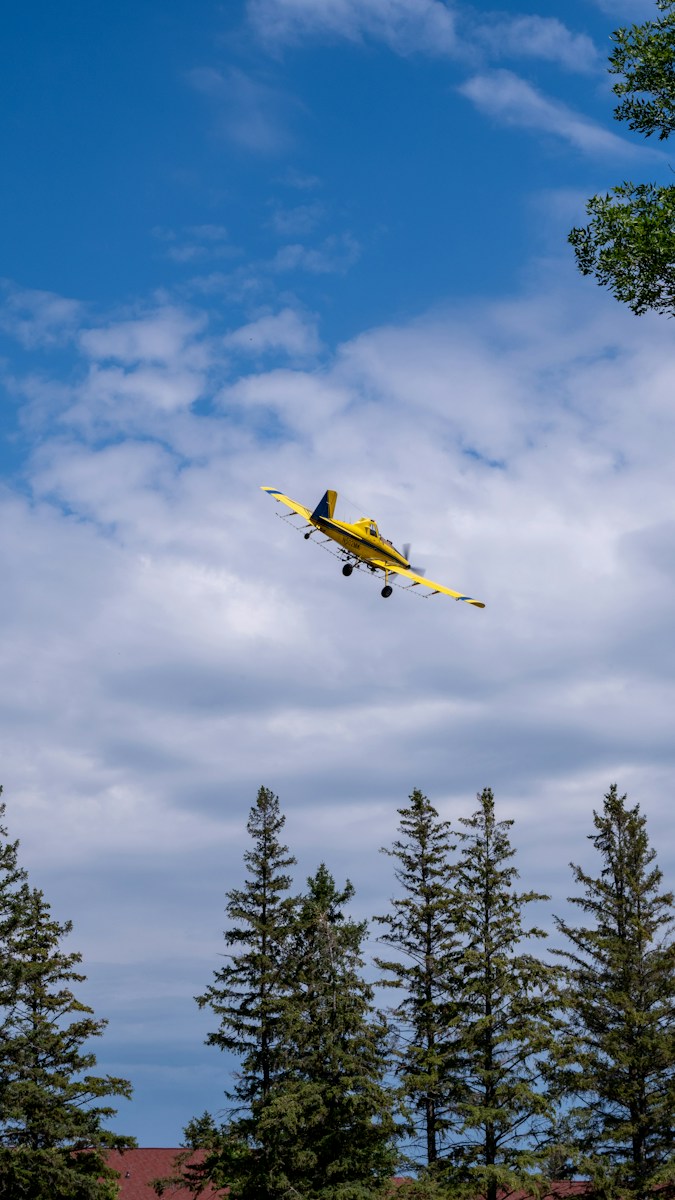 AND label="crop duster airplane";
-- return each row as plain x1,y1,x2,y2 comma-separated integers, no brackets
262,487,485,608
